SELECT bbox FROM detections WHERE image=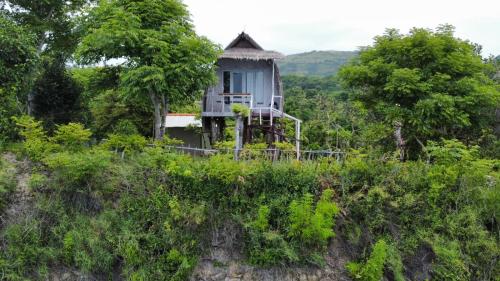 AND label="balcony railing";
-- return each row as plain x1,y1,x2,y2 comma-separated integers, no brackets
202,93,252,116
202,93,284,115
